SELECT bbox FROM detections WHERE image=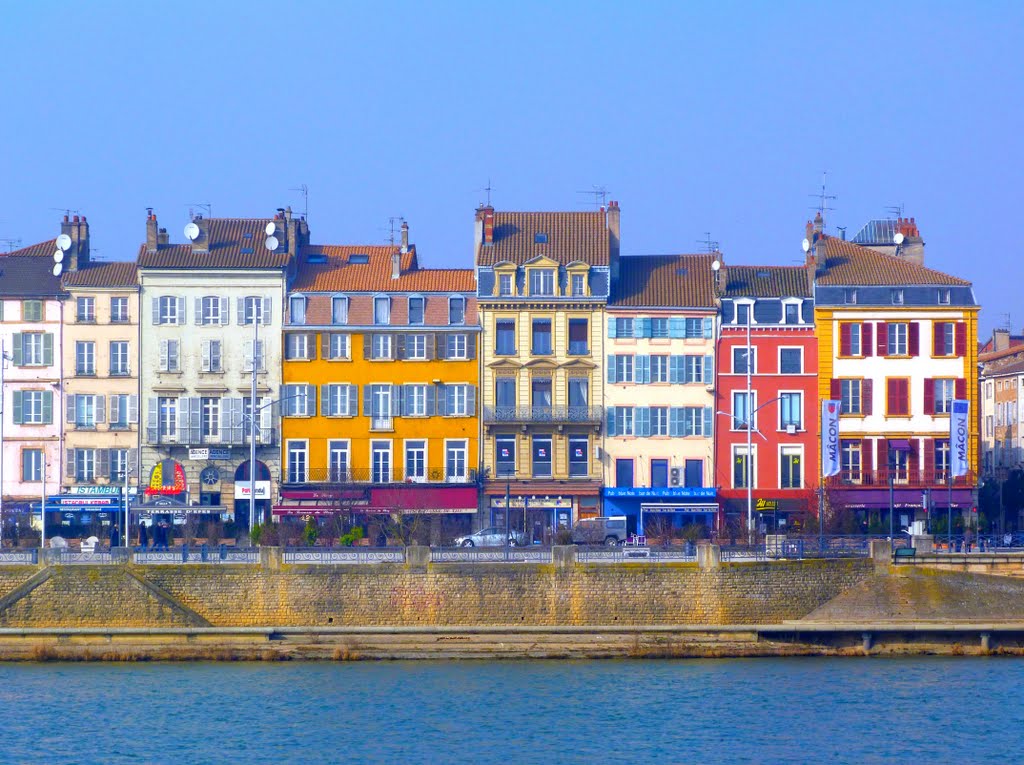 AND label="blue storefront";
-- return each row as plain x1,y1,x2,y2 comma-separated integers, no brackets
601,487,719,535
